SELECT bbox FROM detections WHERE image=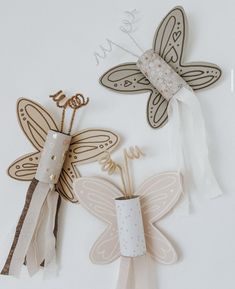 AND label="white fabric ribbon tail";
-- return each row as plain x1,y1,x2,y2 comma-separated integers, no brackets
116,255,153,289
168,87,222,208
